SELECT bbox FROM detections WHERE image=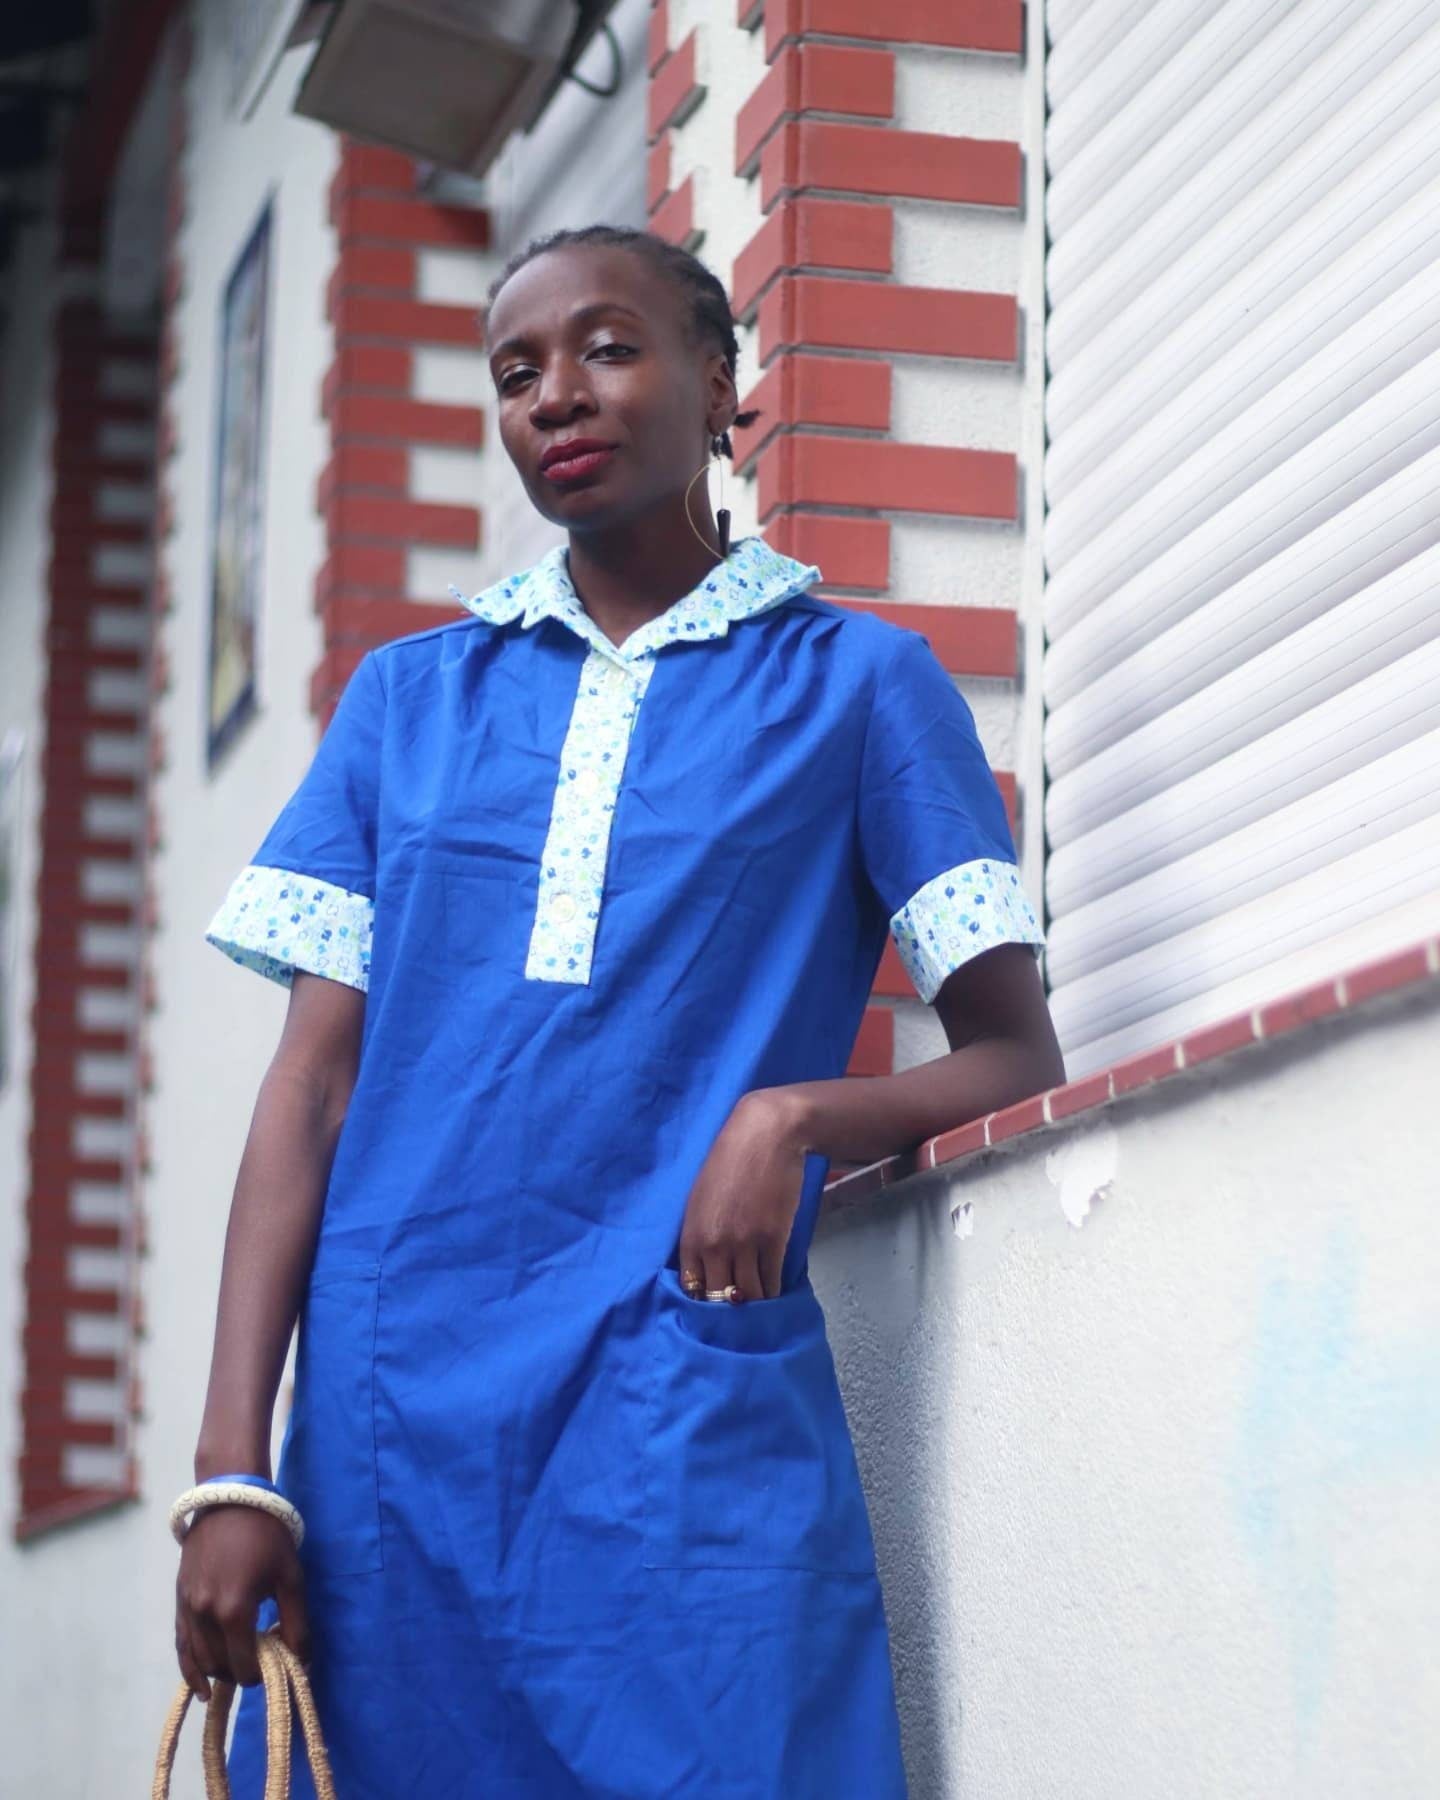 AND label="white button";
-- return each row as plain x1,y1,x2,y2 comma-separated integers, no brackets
574,766,601,797
550,892,578,924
